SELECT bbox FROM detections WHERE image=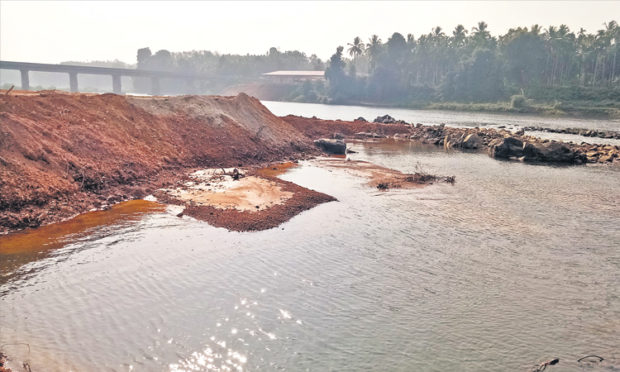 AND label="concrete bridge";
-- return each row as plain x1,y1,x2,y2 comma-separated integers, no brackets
0,60,212,95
